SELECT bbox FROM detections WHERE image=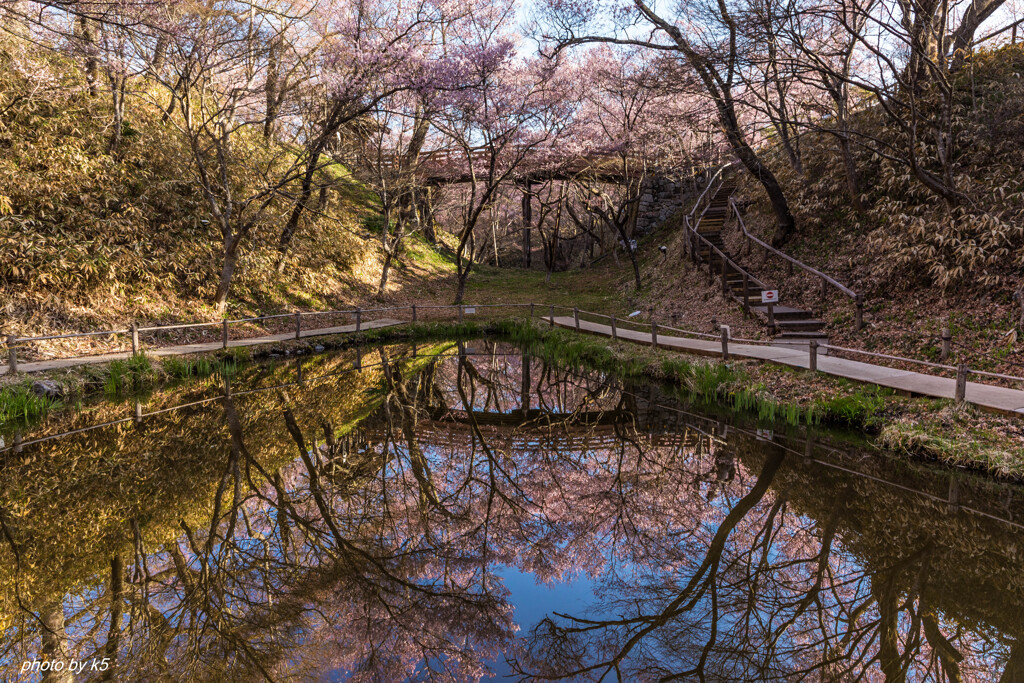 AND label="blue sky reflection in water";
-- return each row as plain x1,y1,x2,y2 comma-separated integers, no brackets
1,341,1023,681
